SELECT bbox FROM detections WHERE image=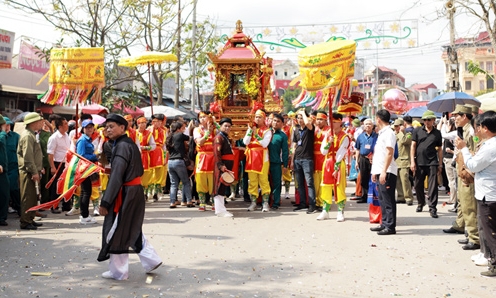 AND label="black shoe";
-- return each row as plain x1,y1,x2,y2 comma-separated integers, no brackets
406,201,413,206
153,194,158,202
396,200,406,204
448,208,457,213
293,205,308,211
430,210,438,218
443,227,464,234
20,224,37,230
0,221,8,226
32,221,43,227
458,238,469,244
356,199,367,204
316,206,323,212
377,228,396,235
350,192,356,196
370,225,385,232
51,208,62,214
270,206,279,211
290,200,296,205
416,205,424,212
462,242,481,250
306,205,317,214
